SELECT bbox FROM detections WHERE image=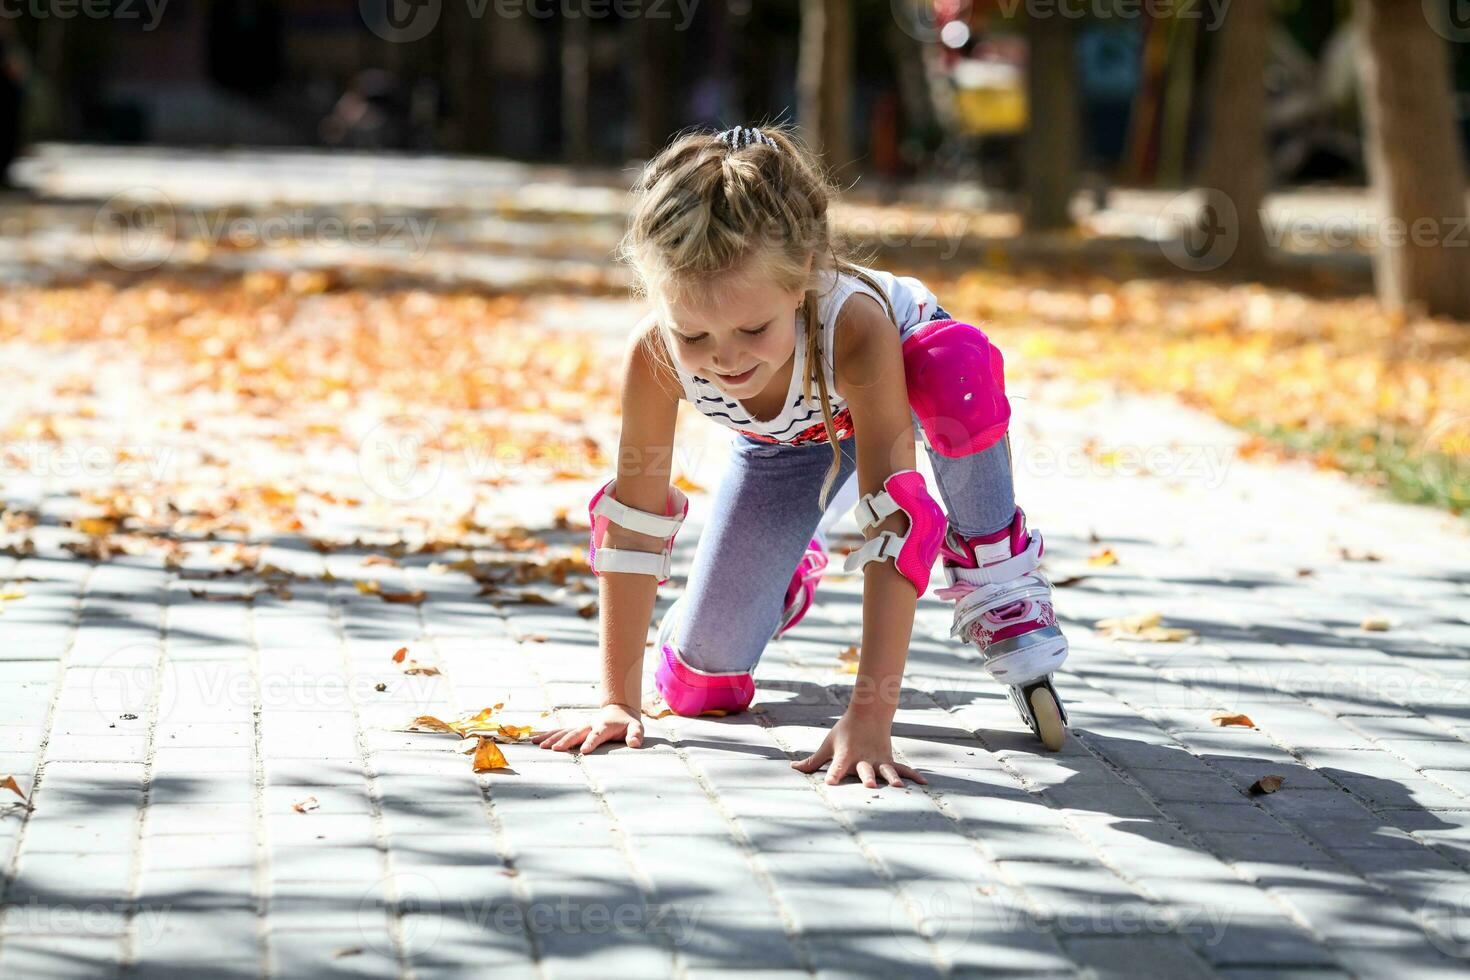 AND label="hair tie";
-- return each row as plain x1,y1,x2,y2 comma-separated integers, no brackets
716,126,778,154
